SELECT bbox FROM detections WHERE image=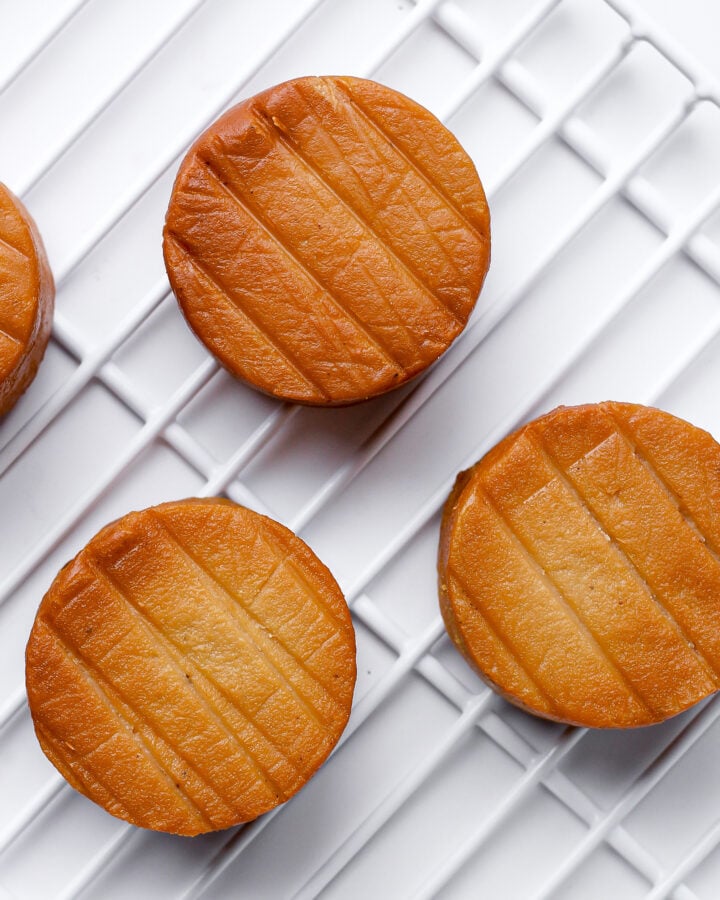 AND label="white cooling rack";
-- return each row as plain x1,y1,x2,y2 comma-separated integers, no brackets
2,0,720,897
